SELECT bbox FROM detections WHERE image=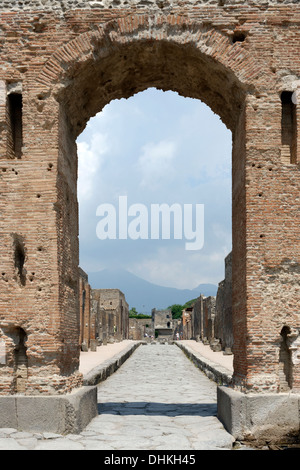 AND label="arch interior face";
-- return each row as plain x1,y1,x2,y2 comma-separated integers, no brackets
57,36,246,390
57,39,244,138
